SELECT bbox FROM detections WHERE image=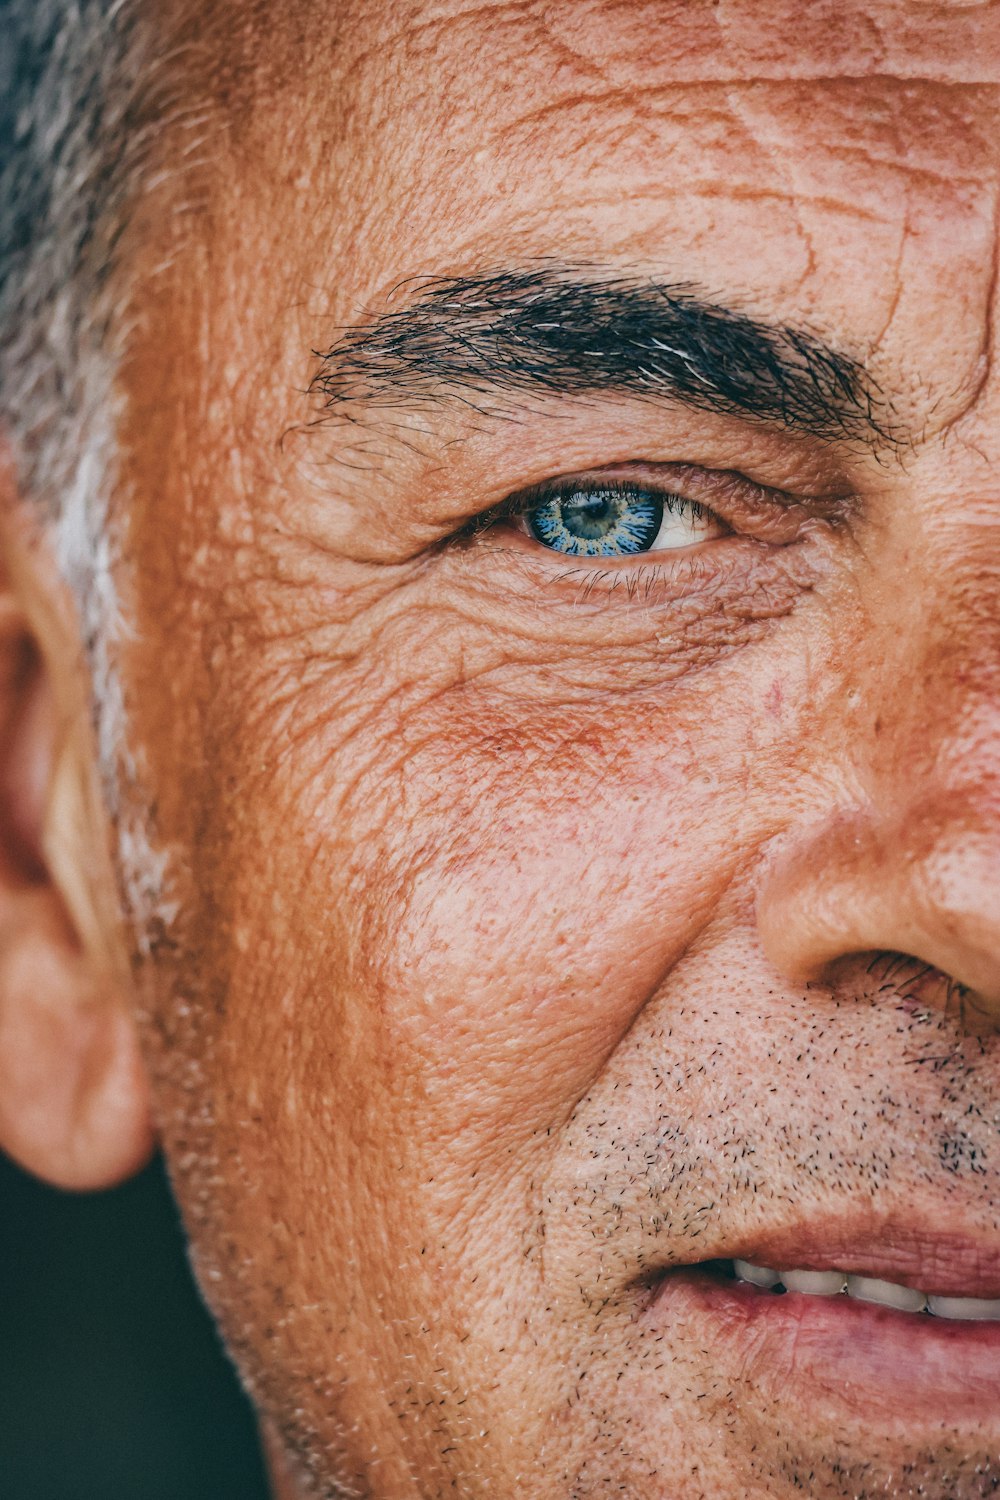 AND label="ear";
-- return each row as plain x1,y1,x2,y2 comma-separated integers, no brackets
0,453,153,1189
